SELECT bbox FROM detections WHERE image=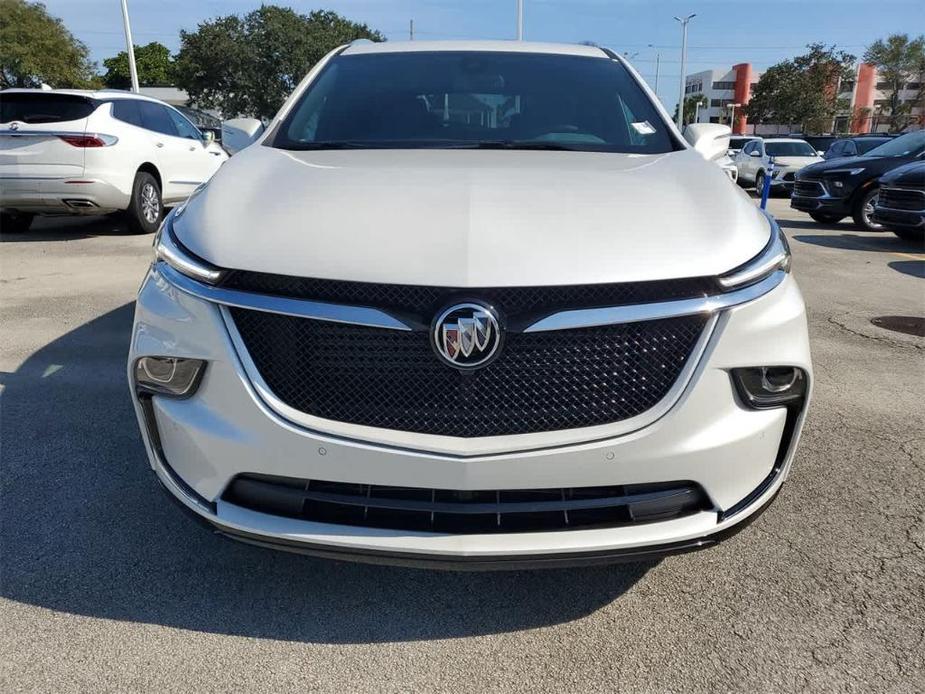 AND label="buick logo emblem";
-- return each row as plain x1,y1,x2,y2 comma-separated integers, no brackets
8,122,19,131
433,303,501,369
